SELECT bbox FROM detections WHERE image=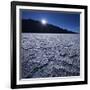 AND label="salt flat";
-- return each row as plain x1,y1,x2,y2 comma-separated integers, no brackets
20,33,80,78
